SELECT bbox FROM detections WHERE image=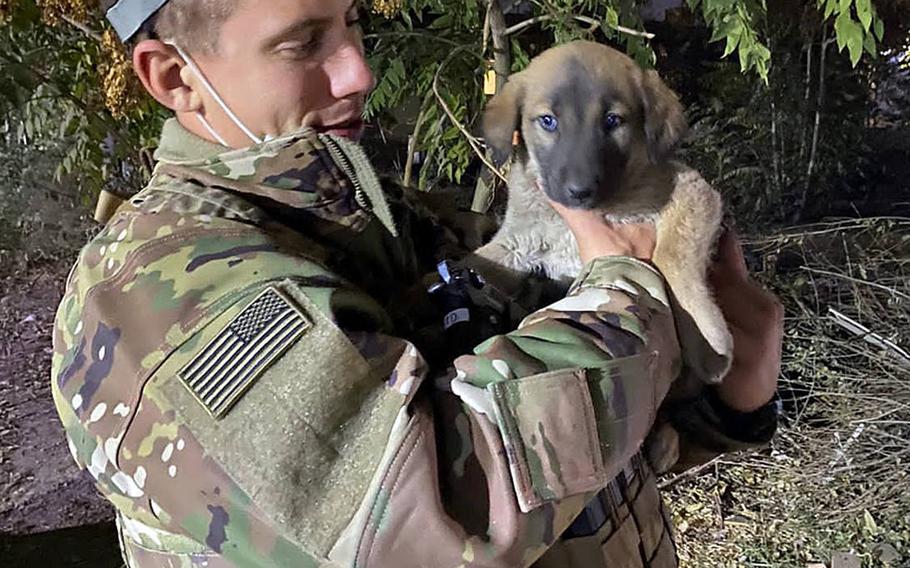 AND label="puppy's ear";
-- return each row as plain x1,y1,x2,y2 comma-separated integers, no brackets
639,69,688,163
482,74,525,165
